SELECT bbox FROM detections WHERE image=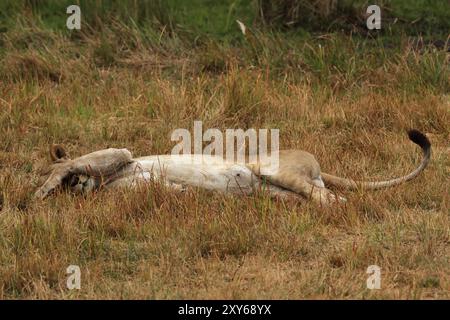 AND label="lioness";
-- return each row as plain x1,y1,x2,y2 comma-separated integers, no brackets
35,129,431,206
